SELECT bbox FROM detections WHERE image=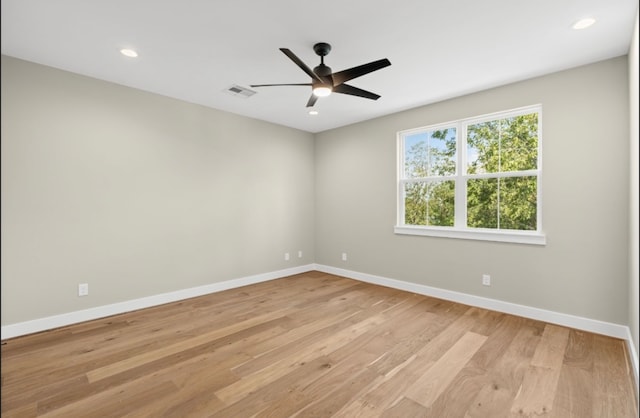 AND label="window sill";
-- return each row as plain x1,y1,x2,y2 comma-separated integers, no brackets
394,225,546,245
